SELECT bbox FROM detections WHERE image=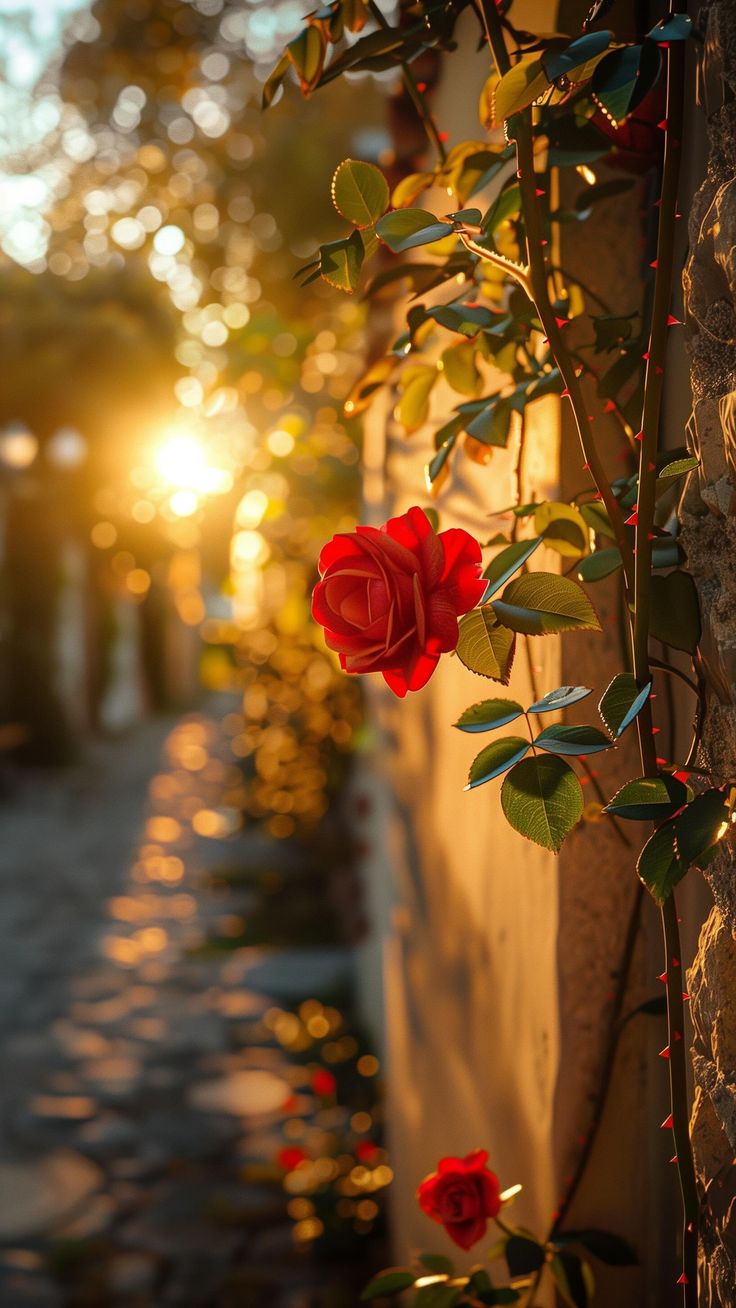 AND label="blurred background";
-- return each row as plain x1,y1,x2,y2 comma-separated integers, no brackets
0,2,393,1304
